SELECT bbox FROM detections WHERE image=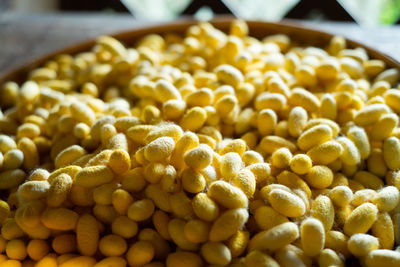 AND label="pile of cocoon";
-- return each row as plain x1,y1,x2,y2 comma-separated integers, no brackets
0,20,400,266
